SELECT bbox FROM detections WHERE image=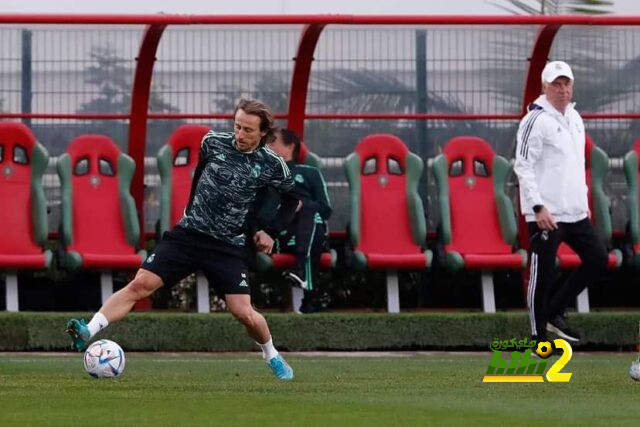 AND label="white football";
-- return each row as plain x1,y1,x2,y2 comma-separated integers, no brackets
629,356,640,381
83,339,126,379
